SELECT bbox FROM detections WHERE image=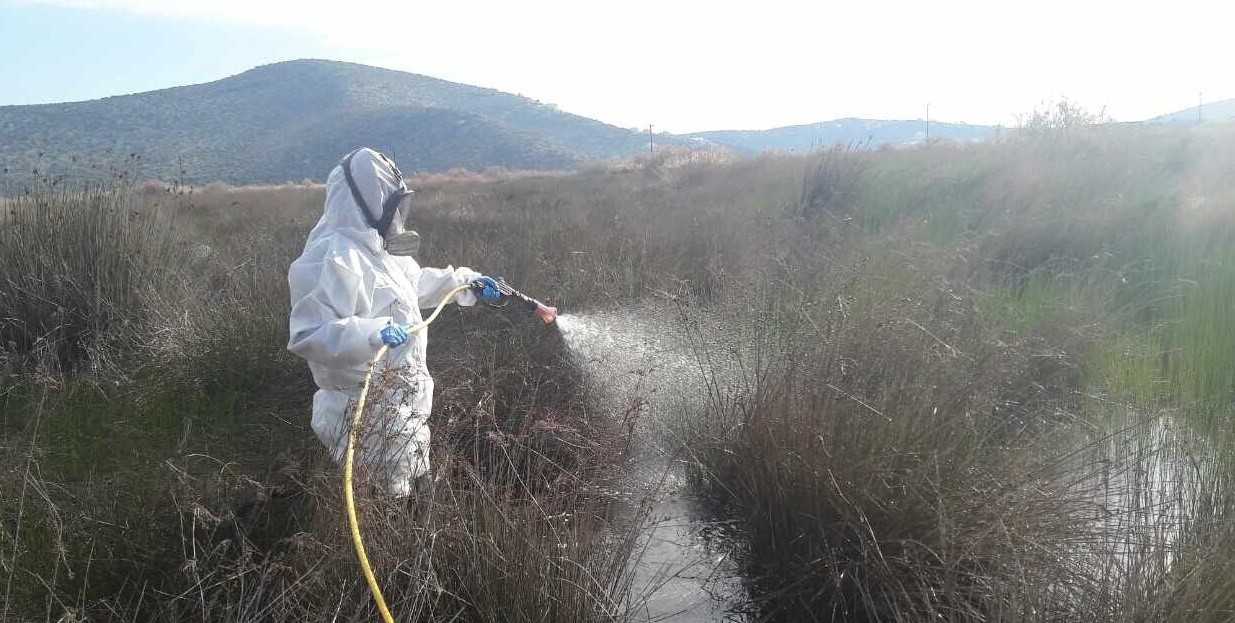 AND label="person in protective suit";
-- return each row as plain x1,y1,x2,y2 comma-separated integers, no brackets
287,147,500,497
